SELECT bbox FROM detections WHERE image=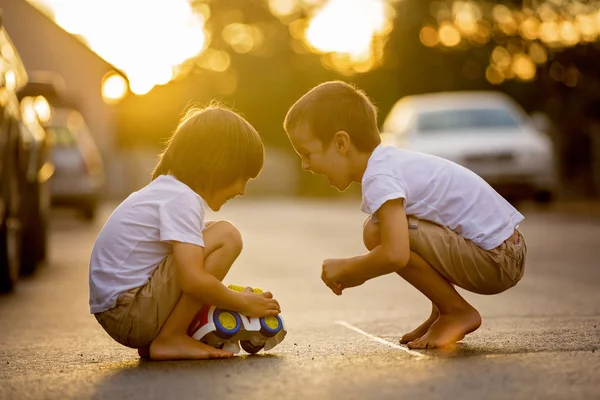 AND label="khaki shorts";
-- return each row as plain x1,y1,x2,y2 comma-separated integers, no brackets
407,216,526,295
95,255,181,349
